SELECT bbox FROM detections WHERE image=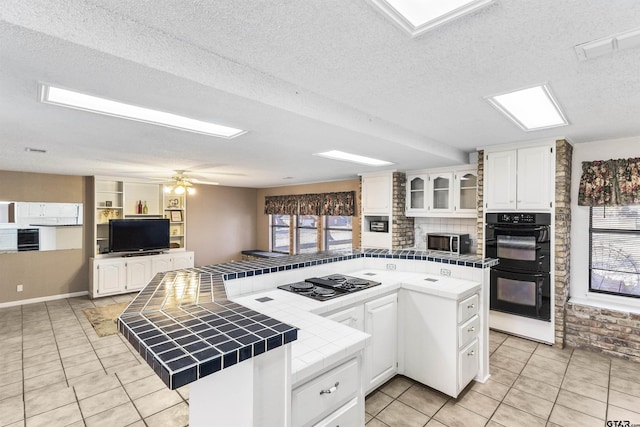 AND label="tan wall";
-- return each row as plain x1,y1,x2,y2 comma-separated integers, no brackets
0,171,89,304
186,184,258,266
255,179,361,251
